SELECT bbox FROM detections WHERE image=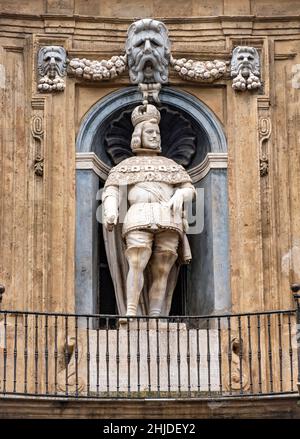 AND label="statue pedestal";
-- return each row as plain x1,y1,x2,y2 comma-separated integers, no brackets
87,323,220,395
